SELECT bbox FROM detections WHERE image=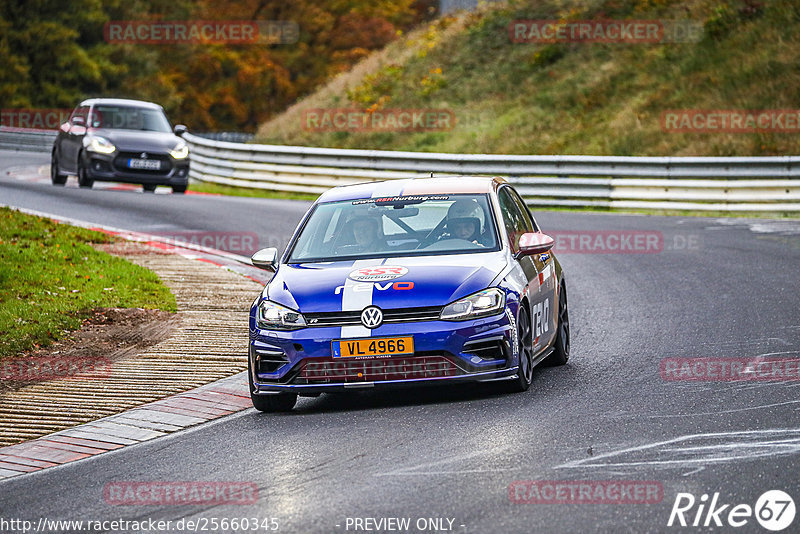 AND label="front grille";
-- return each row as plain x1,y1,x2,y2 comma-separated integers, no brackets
113,152,172,175
294,354,462,383
305,306,442,327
